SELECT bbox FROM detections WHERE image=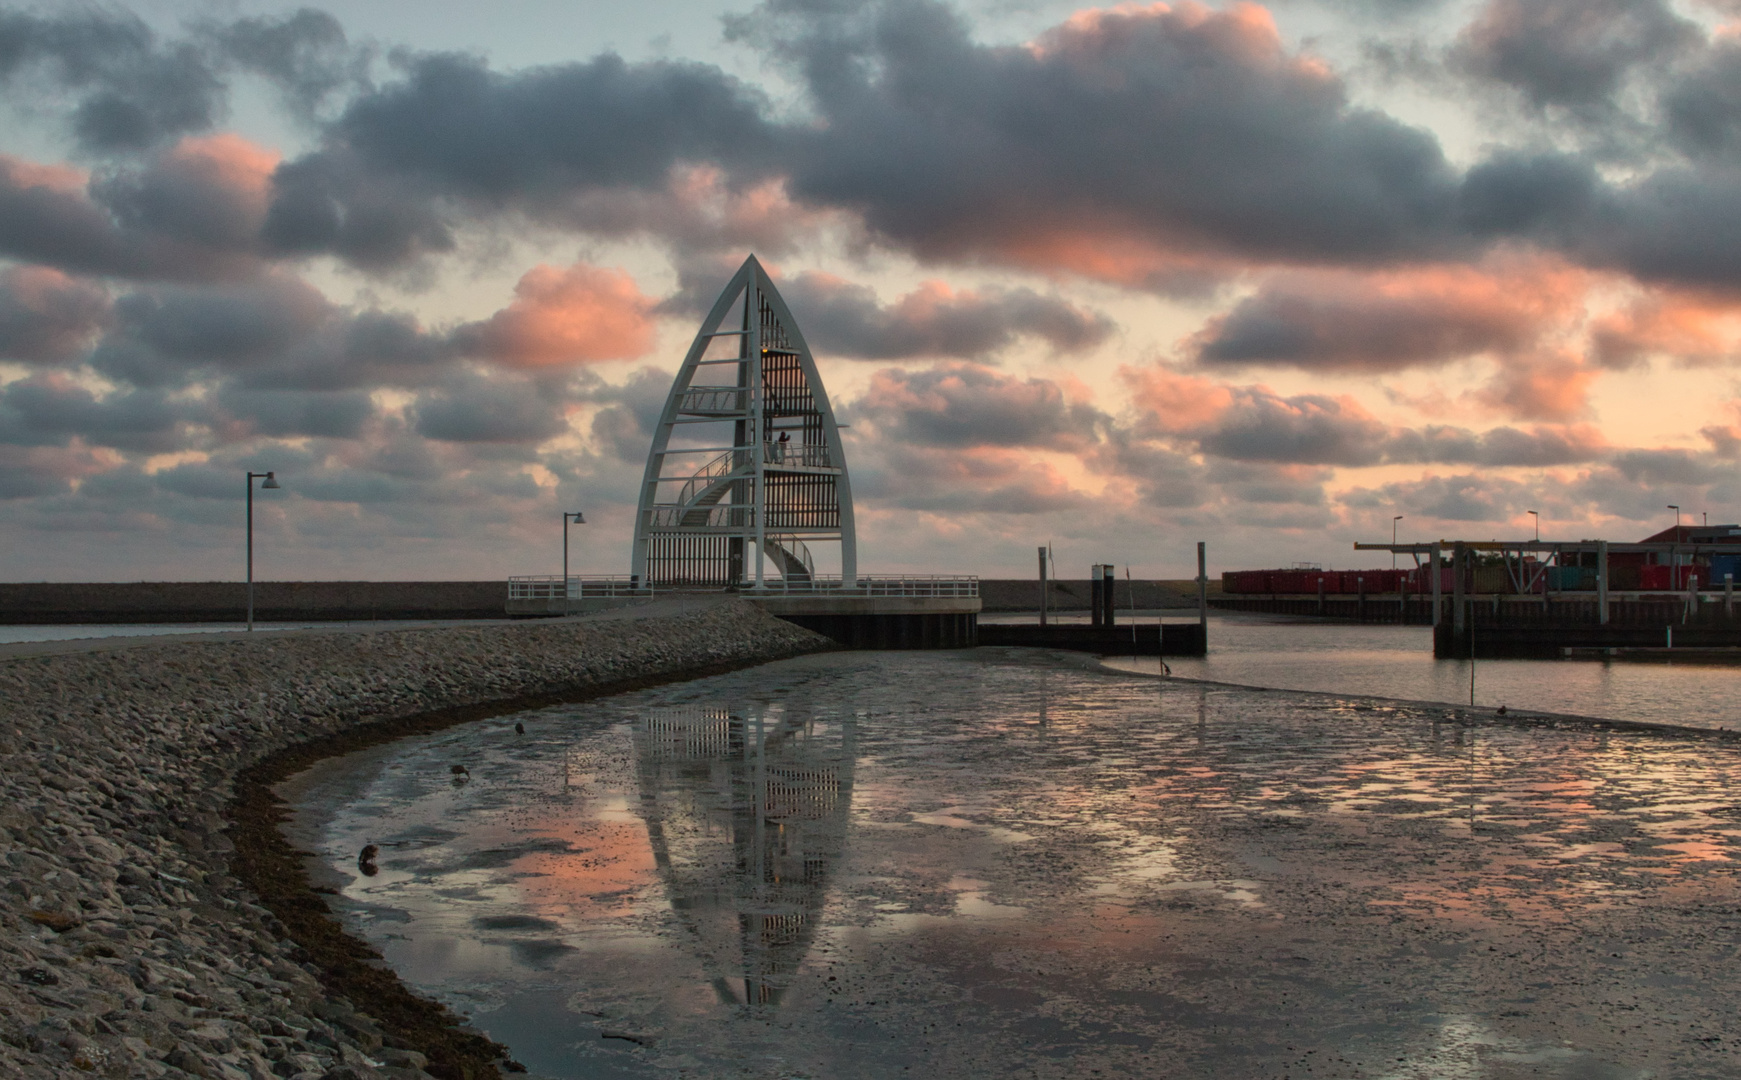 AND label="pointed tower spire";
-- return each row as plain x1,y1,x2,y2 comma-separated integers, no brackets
632,256,857,588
